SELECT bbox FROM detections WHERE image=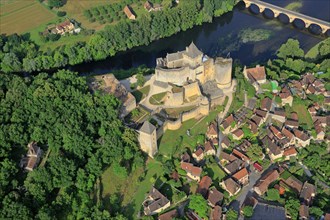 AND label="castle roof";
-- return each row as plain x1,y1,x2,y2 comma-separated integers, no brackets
185,42,203,58
140,121,156,134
